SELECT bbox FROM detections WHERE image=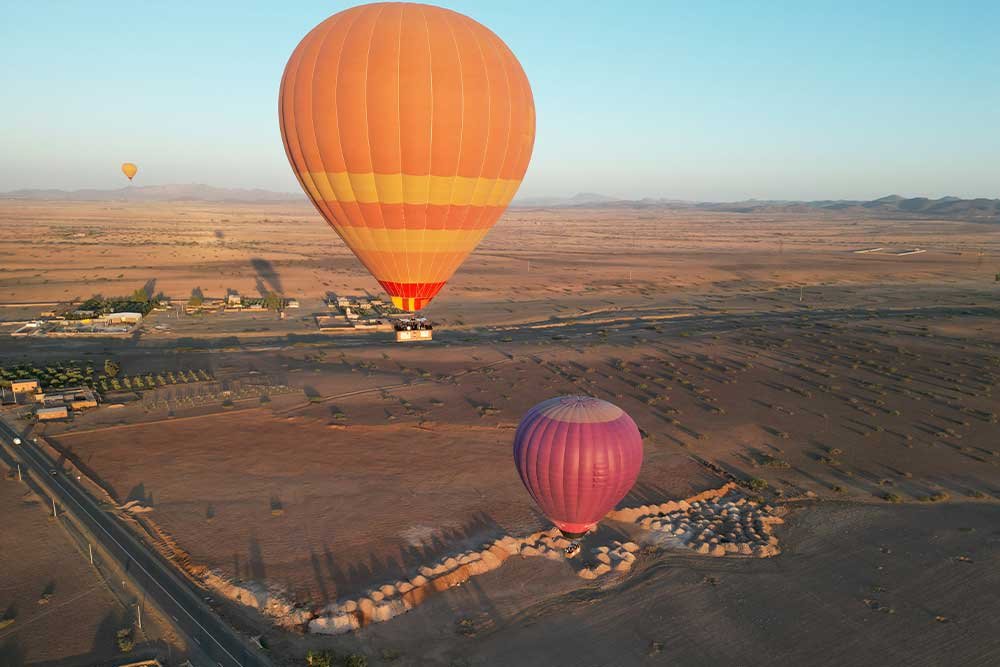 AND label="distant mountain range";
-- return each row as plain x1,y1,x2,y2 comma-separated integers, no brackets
512,193,1000,222
512,192,623,207
1,185,997,221
0,184,304,202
